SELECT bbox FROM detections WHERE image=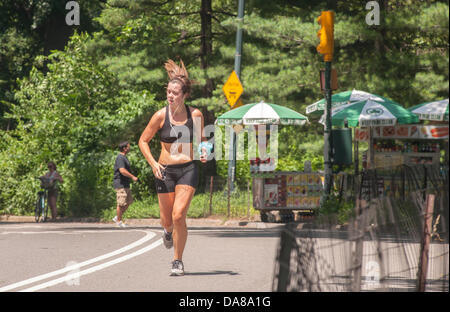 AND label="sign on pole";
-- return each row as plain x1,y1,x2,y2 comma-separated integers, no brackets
223,70,244,108
232,98,244,109
320,68,338,91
